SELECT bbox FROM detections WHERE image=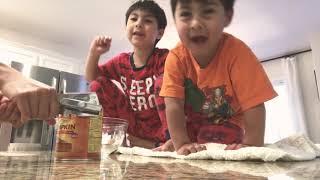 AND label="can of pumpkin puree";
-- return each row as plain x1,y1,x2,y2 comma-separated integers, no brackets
54,93,102,160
